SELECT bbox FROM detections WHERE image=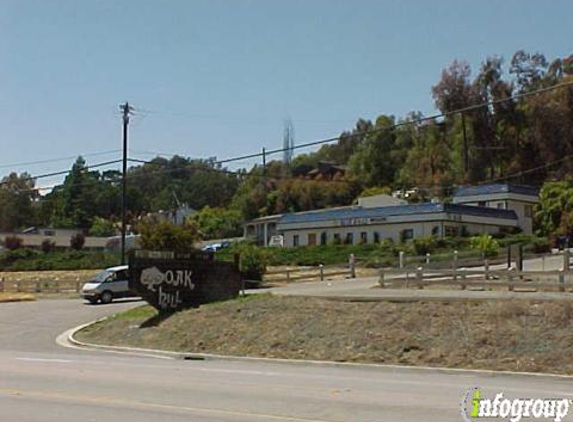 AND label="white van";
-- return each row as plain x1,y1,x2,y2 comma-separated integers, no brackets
81,265,134,304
